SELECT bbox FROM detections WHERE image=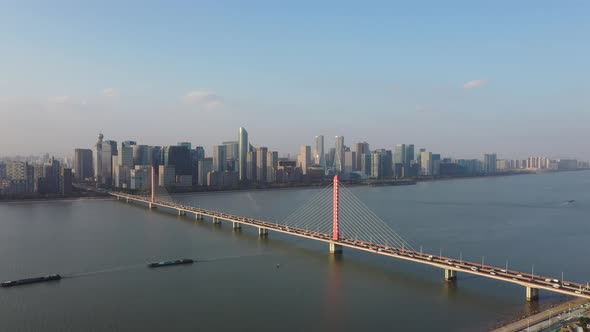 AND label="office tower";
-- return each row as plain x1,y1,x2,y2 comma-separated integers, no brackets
60,168,72,195
314,135,325,167
300,145,311,175
256,147,268,182
326,148,336,169
344,151,356,173
122,141,136,148
393,144,406,177
361,153,372,176
130,165,152,191
39,157,61,194
73,148,93,181
101,140,117,185
406,144,415,163
354,142,370,172
432,154,441,176
93,133,103,182
223,141,239,171
334,136,344,172
165,145,191,177
420,151,432,176
132,145,149,166
417,148,426,167
483,154,497,174
118,145,134,167
197,158,213,186
177,142,191,150
213,145,227,172
158,165,176,187
6,161,35,193
247,150,257,181
371,152,382,179
267,151,278,183
148,146,161,168
238,127,248,181
0,163,6,179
